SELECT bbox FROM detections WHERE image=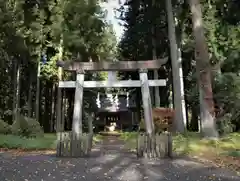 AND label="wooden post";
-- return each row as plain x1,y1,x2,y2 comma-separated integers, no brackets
139,69,155,135
72,71,84,135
